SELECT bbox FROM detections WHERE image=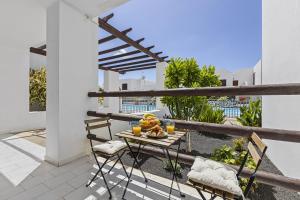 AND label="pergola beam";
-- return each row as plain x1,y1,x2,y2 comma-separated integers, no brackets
99,59,157,69
98,50,141,62
98,38,144,55
113,62,158,70
30,47,47,56
98,15,164,62
118,66,156,73
98,28,132,44
38,44,47,49
98,46,157,62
